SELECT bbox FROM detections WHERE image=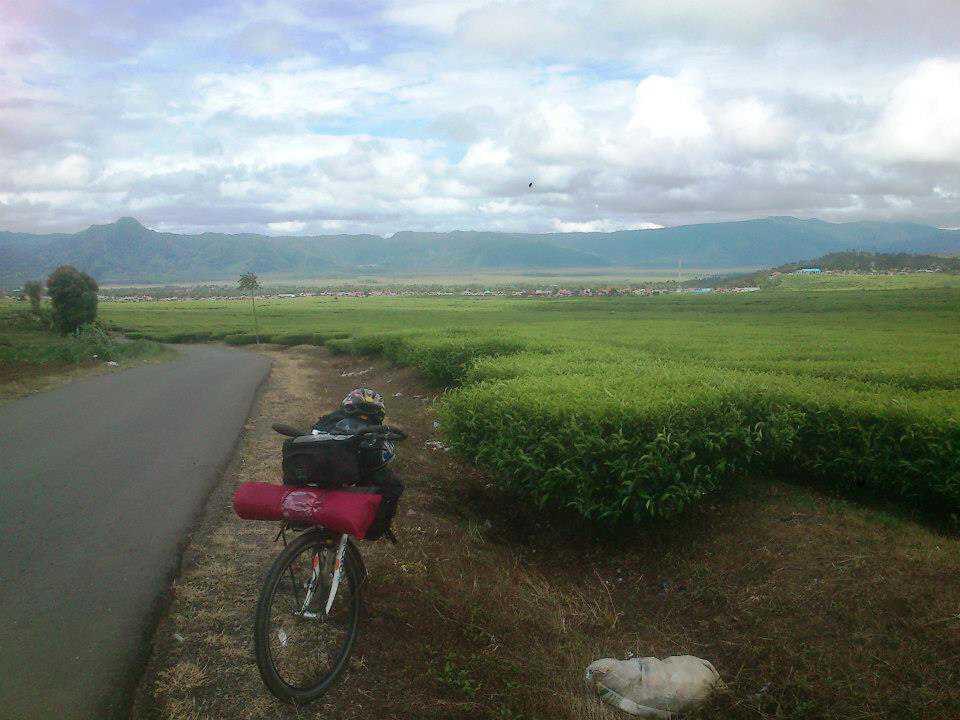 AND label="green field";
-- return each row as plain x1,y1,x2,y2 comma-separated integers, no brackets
0,301,170,384
776,272,960,291
100,275,960,523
